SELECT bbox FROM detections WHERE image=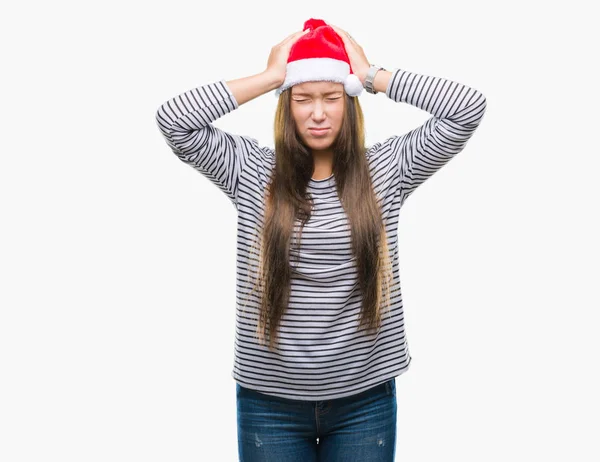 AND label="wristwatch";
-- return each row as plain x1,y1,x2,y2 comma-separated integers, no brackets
365,64,386,94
